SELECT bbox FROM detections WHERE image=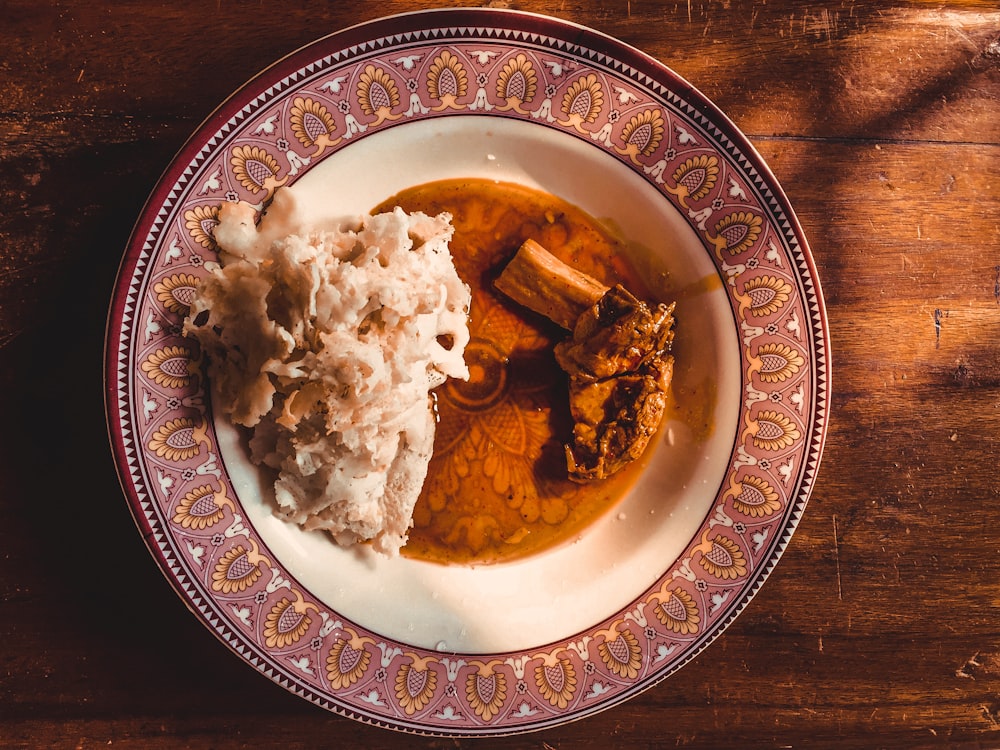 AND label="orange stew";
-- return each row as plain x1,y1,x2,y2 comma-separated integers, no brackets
375,179,660,565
